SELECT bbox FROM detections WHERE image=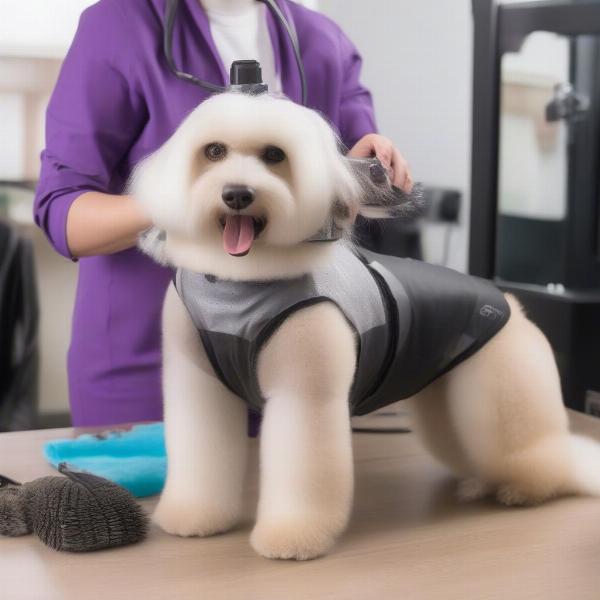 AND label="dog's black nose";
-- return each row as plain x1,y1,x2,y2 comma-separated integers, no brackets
222,185,255,210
